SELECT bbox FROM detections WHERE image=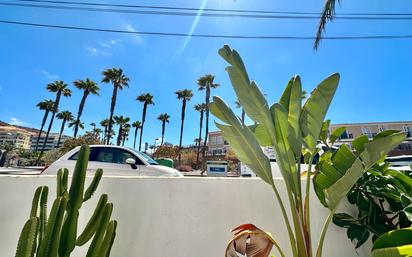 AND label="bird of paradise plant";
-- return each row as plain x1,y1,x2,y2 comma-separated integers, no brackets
210,45,406,257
